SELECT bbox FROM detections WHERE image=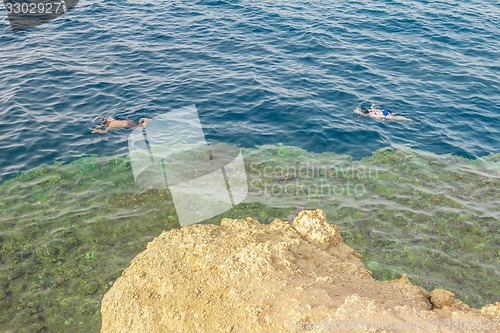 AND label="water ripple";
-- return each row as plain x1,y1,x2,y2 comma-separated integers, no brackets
0,0,498,182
